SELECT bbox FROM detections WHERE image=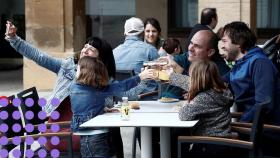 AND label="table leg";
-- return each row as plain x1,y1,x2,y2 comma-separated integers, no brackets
140,127,152,158
160,127,171,158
